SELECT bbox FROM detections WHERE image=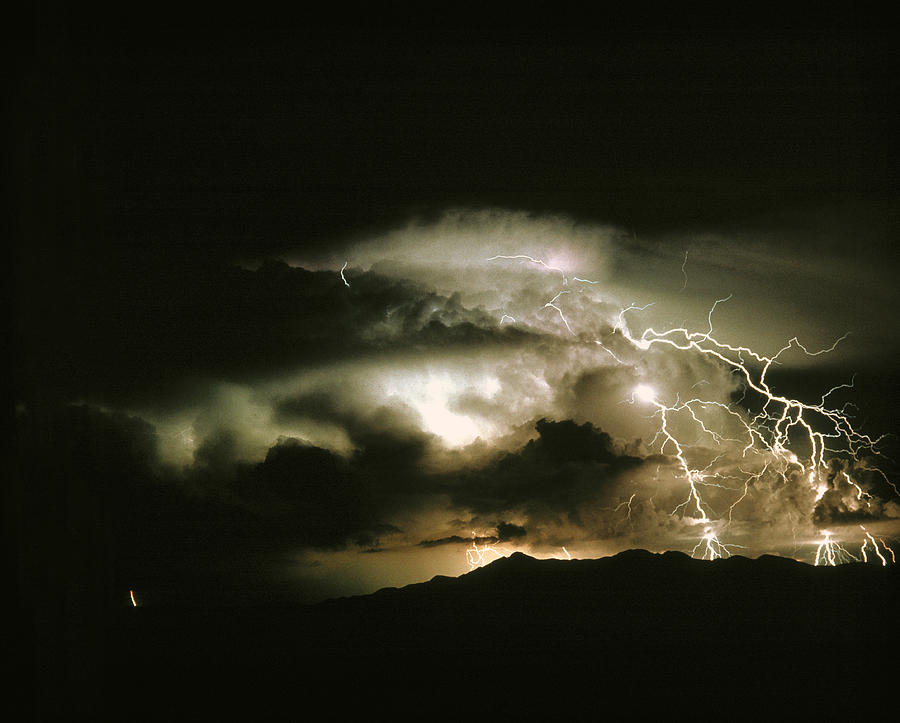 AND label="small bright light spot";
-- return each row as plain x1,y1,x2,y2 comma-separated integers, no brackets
633,384,657,404
130,589,137,607
481,376,501,397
